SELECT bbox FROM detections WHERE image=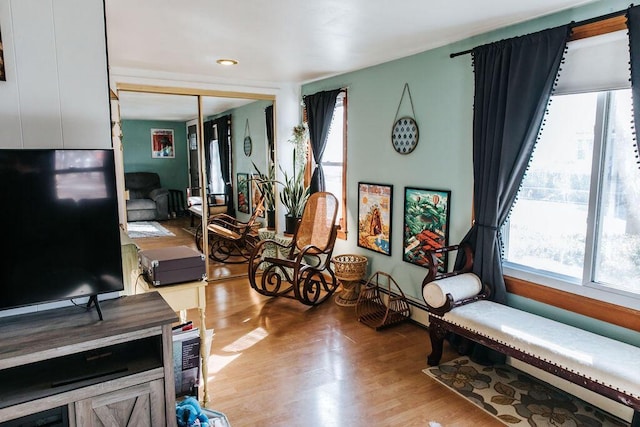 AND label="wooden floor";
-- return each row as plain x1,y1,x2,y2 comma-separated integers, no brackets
131,217,499,426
